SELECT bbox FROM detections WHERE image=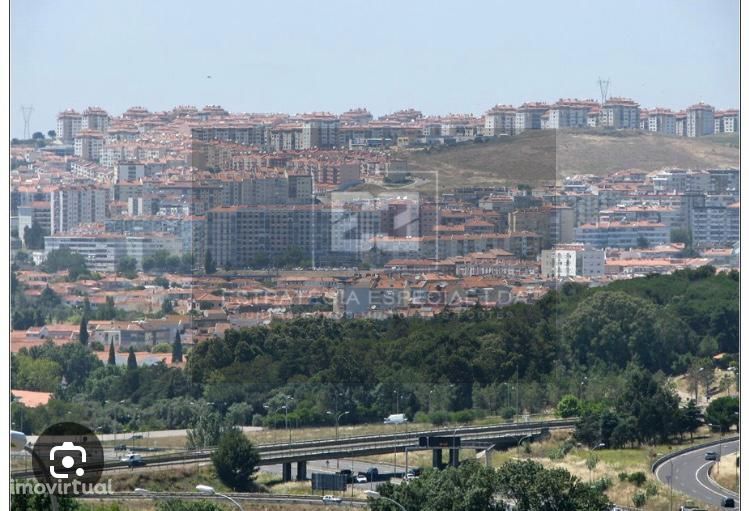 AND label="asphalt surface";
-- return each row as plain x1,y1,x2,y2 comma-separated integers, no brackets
654,439,740,509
